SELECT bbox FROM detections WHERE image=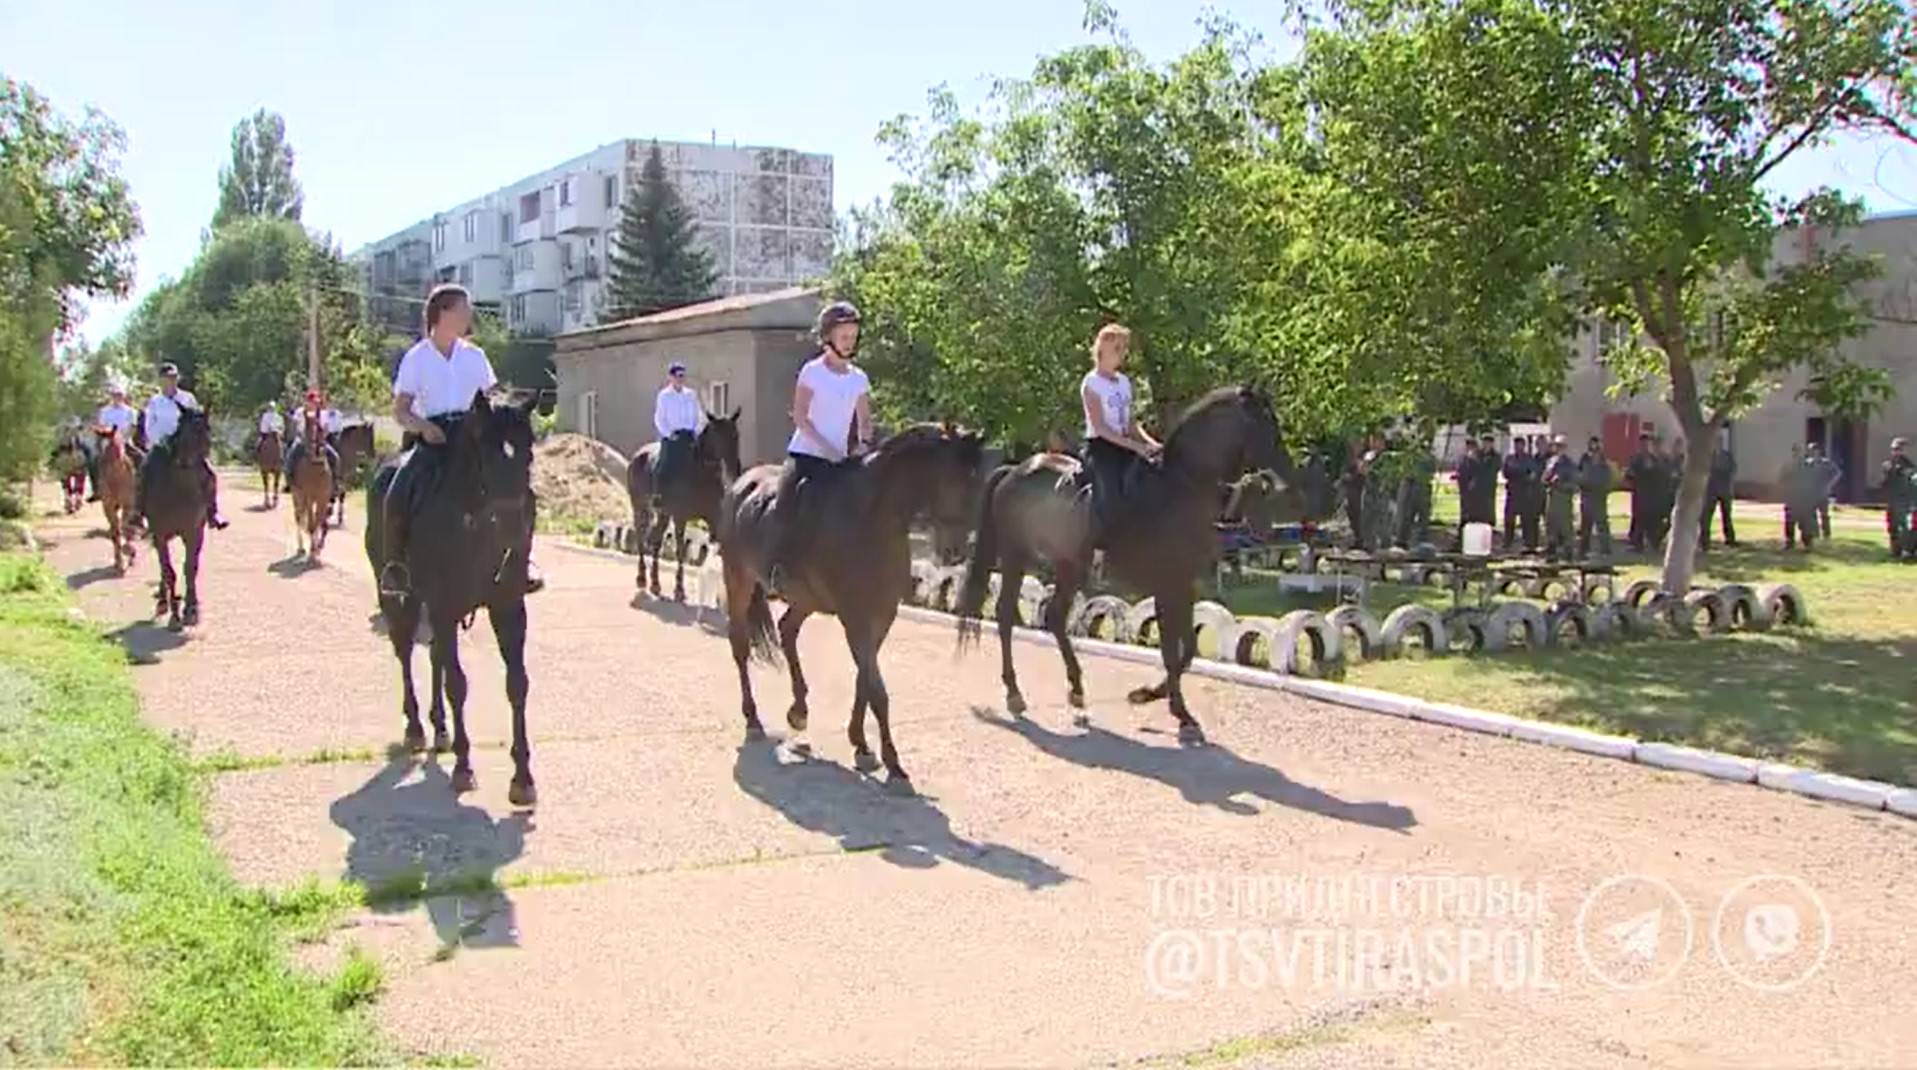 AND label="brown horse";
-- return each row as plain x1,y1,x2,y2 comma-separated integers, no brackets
141,408,214,631
96,426,139,573
626,410,742,600
289,413,333,560
256,429,284,508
